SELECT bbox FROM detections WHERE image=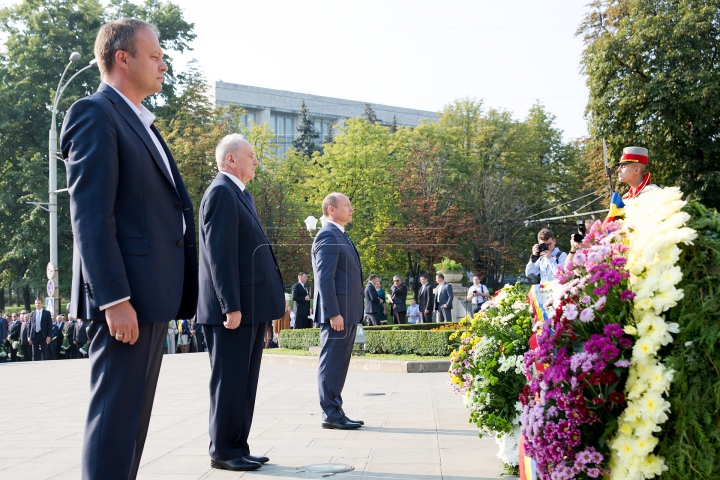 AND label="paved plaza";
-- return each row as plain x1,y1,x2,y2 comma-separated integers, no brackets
0,353,515,479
